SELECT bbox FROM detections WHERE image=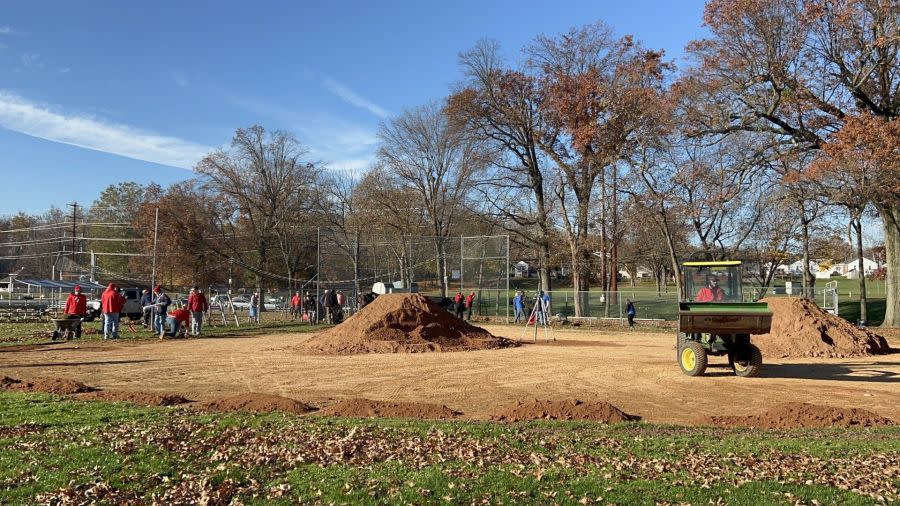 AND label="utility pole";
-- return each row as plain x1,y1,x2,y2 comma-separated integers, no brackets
68,202,78,265
150,207,159,289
